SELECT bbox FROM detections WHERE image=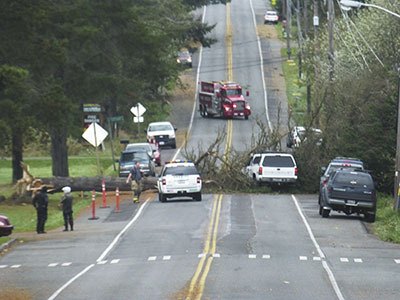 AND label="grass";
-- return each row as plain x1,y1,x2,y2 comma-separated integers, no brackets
373,195,400,243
